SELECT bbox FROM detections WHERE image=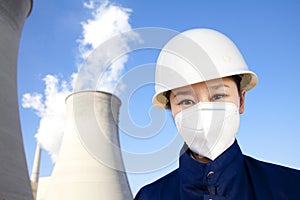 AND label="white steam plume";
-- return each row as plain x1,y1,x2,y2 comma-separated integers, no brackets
78,1,133,59
22,0,136,162
22,75,71,162
75,1,138,92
